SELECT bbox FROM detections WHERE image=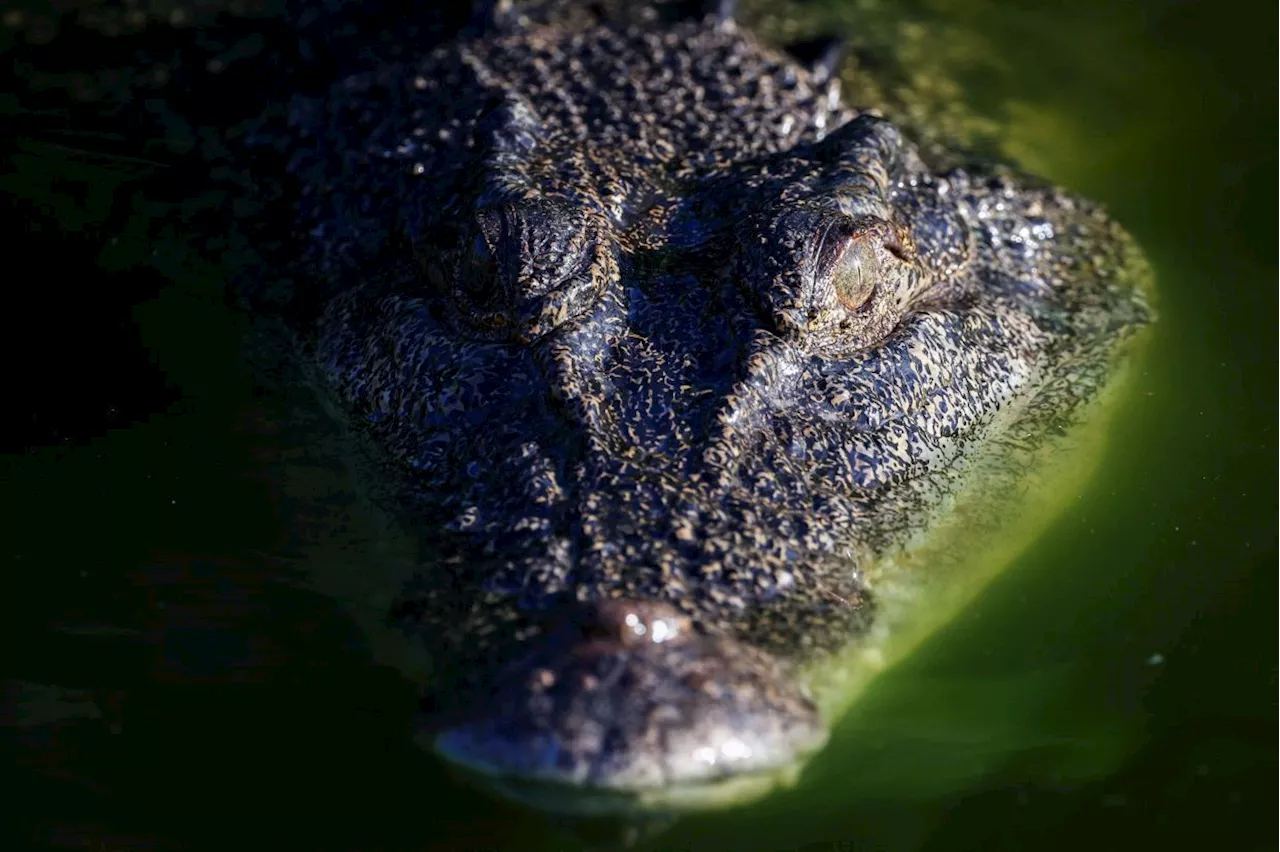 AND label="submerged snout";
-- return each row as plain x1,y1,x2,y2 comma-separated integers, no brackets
429,600,828,814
